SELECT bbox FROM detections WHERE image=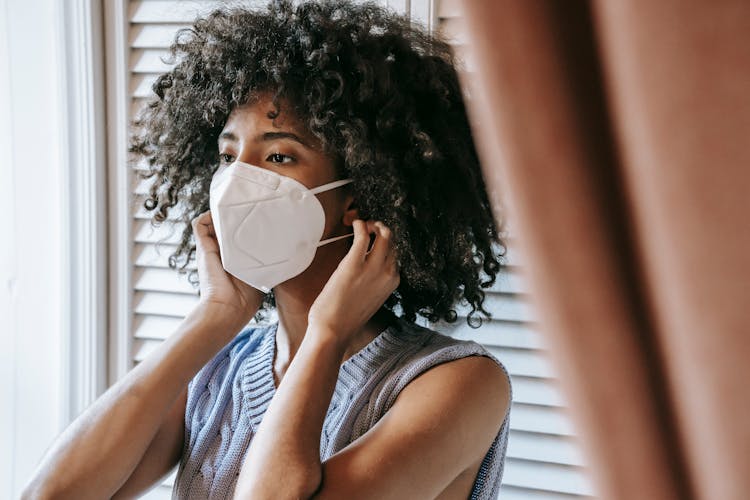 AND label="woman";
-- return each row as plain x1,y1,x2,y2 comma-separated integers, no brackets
22,1,512,499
